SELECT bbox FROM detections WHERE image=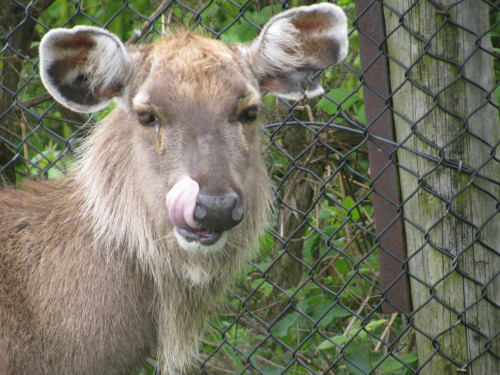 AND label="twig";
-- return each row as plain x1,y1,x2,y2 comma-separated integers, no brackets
343,284,374,336
373,312,398,352
41,115,88,126
405,331,416,354
218,298,284,316
126,0,174,44
315,253,342,279
254,354,286,370
294,104,315,122
19,92,53,108
199,339,287,373
20,120,28,161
